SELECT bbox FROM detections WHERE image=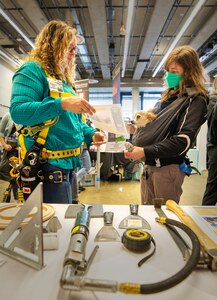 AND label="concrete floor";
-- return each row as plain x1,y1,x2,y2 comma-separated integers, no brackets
79,170,208,206
0,170,208,205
